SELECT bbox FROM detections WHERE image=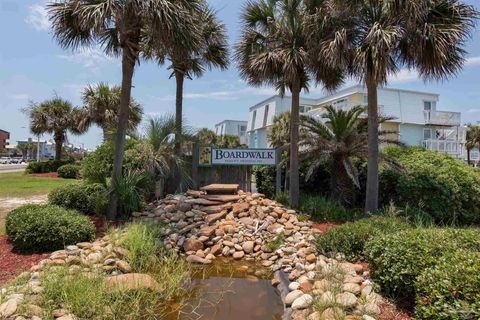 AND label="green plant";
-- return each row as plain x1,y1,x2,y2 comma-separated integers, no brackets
266,232,285,252
381,147,480,225
48,183,107,215
5,204,95,252
113,170,152,217
57,164,80,179
414,250,480,320
275,192,289,206
365,228,480,299
253,166,276,198
299,194,363,222
81,142,115,184
25,159,74,174
315,216,411,261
